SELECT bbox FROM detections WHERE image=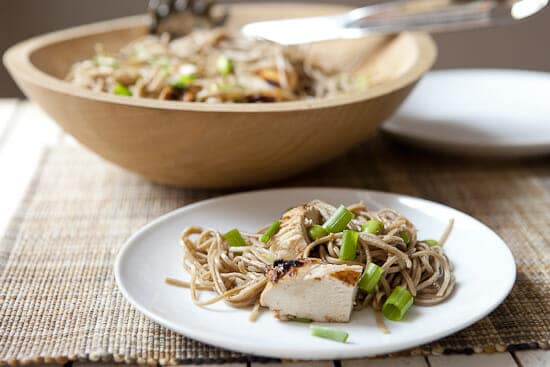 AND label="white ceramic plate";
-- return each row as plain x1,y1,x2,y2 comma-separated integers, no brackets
383,69,550,157
115,188,516,360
